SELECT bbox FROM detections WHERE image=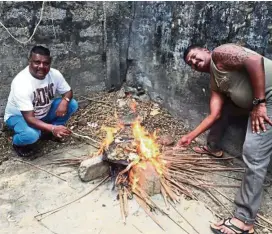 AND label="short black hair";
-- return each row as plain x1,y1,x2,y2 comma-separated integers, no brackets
183,45,202,62
30,45,50,57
